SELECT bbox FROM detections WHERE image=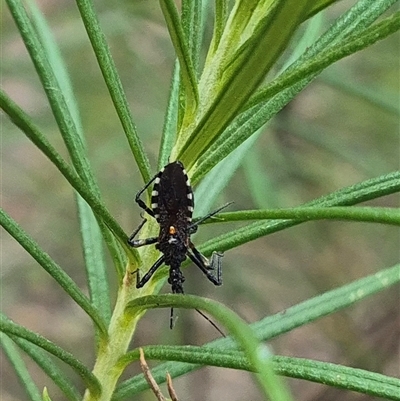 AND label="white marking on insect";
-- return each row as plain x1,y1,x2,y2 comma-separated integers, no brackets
187,193,193,200
152,190,158,196
155,214,160,219
186,180,190,186
151,203,158,209
155,177,161,184
188,206,194,212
